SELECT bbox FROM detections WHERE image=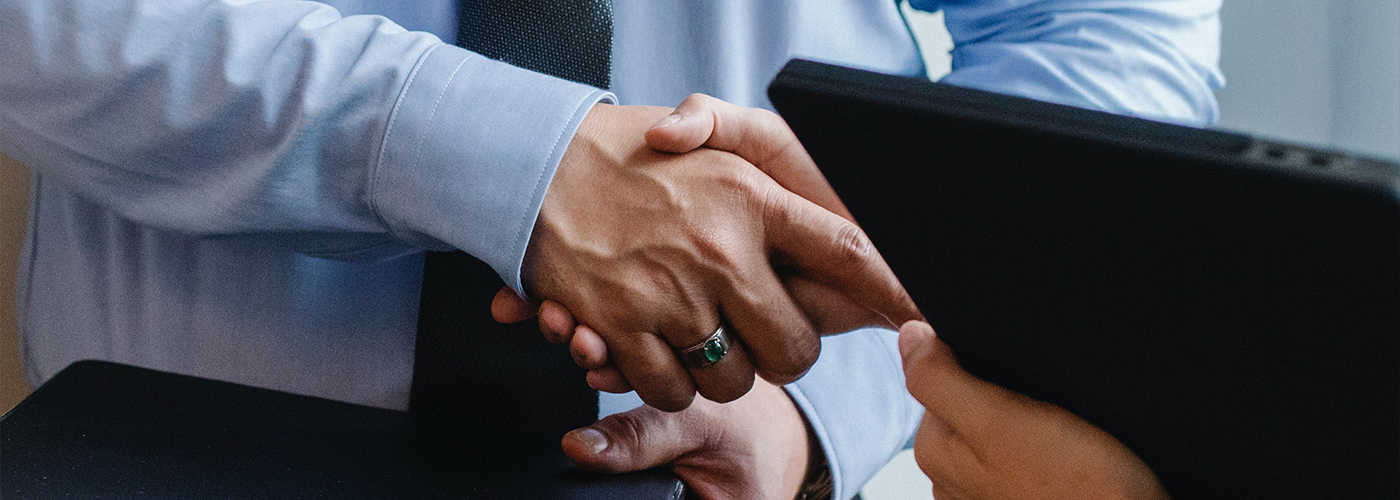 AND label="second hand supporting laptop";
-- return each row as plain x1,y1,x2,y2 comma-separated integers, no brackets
769,58,1400,499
